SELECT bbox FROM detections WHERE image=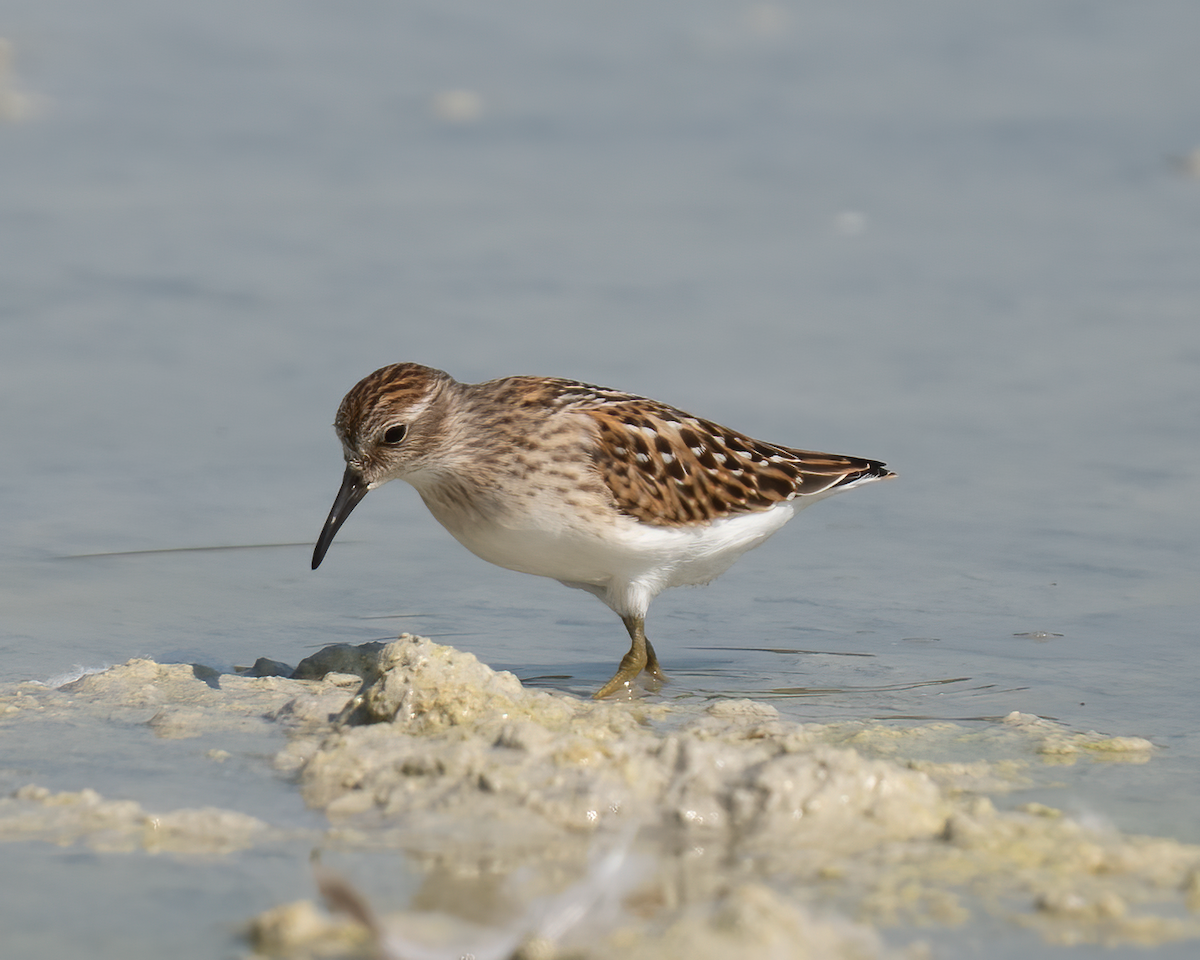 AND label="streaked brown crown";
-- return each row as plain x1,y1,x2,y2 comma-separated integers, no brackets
333,363,449,452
